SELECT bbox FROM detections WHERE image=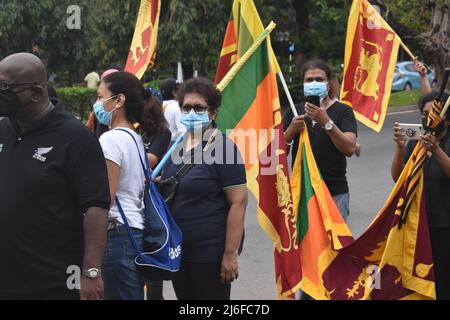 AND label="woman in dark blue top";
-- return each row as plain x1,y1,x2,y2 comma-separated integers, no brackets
161,78,247,300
